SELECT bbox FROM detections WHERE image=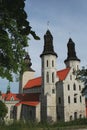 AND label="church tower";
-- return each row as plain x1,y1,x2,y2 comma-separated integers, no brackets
64,38,80,71
40,30,58,122
19,53,35,93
